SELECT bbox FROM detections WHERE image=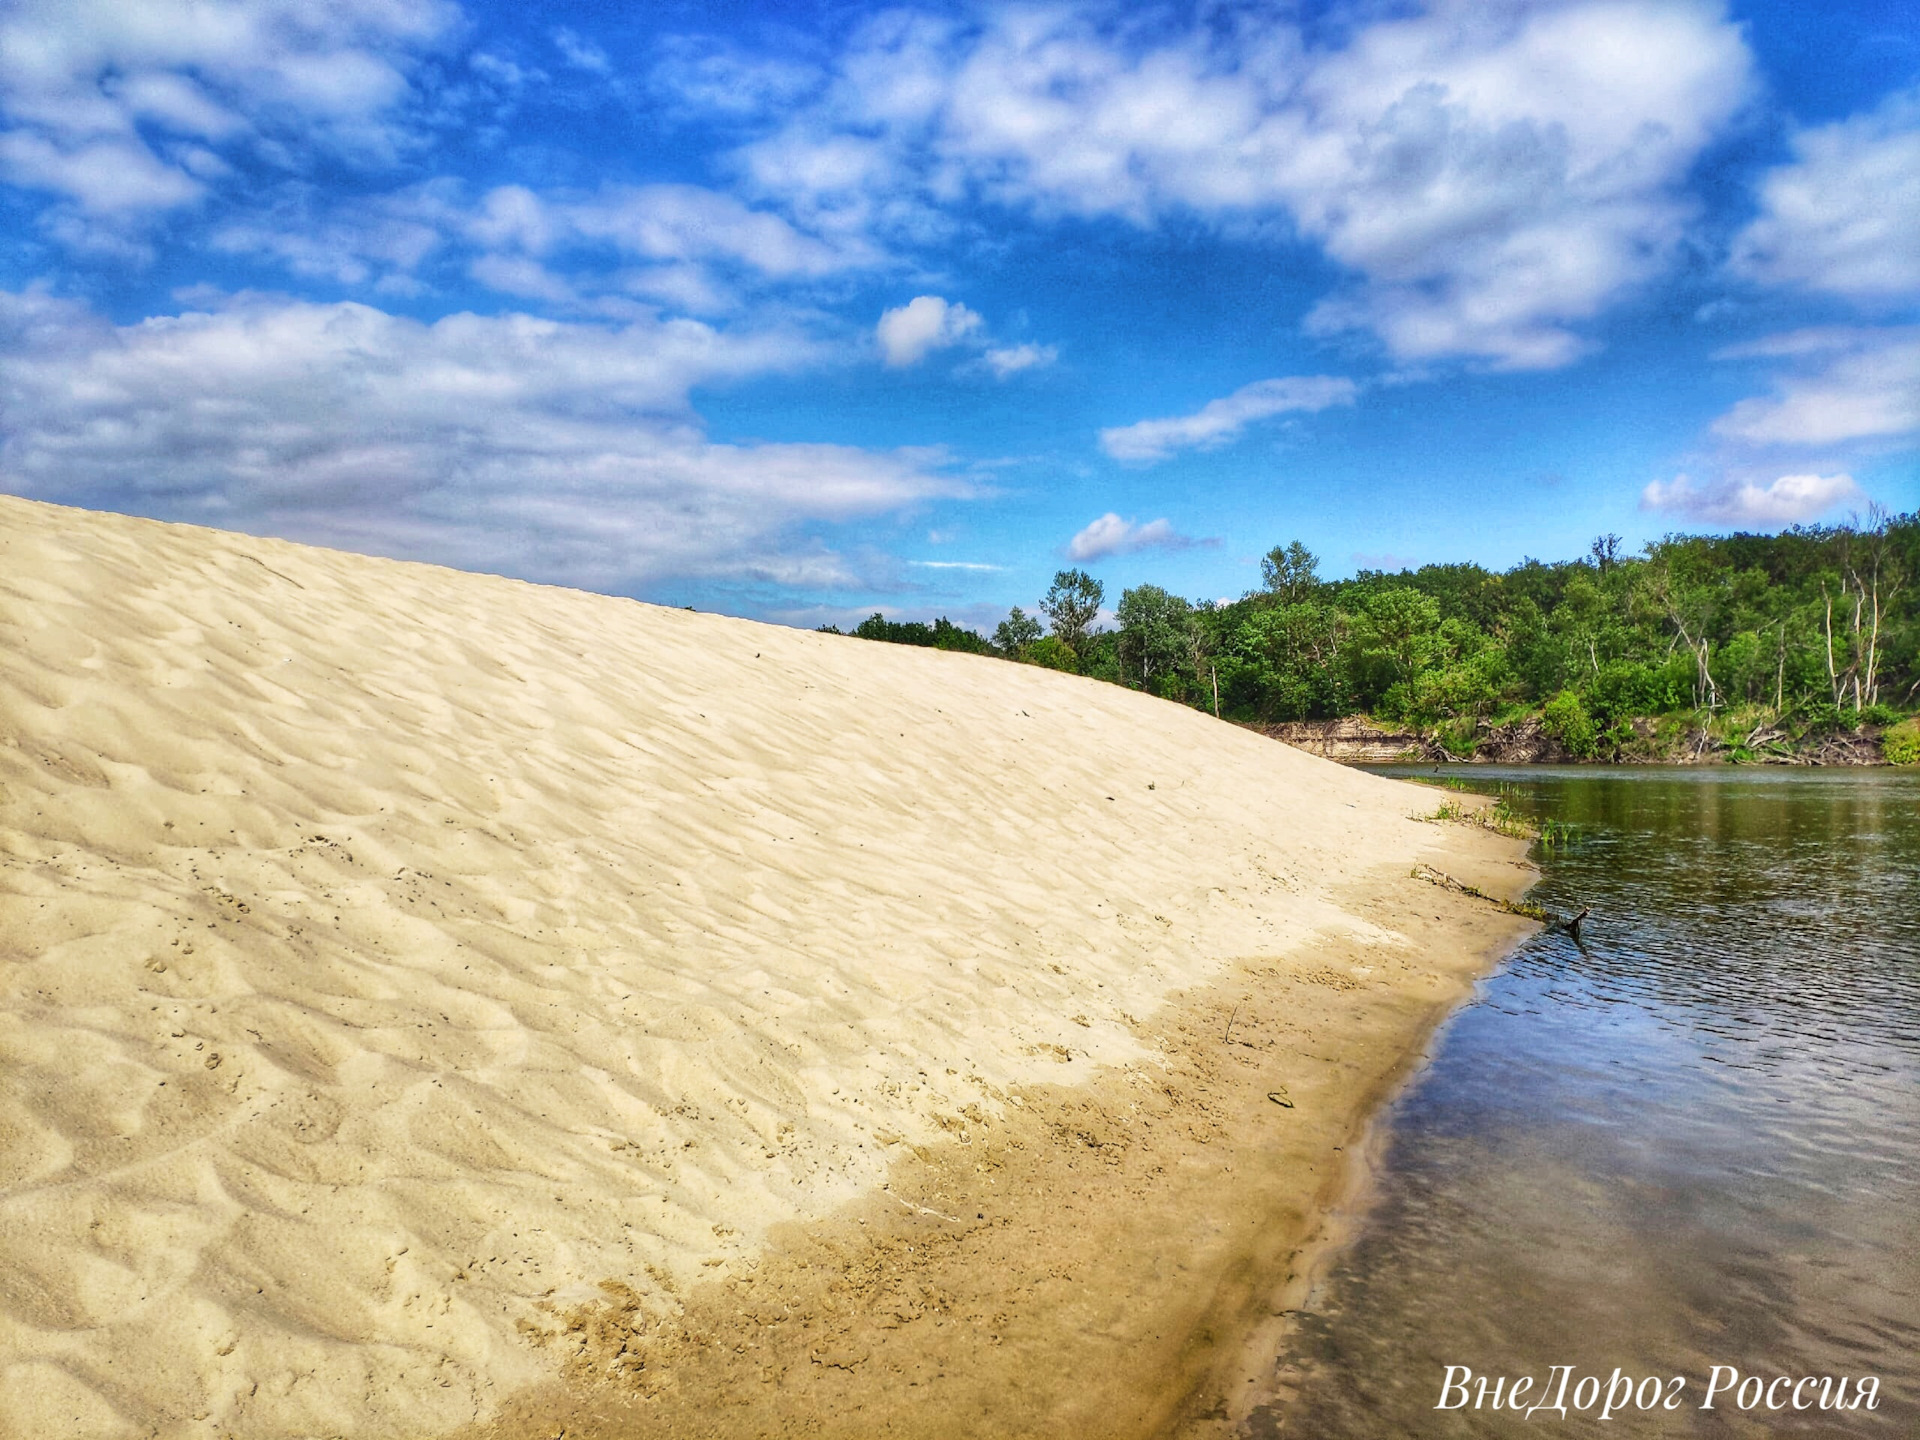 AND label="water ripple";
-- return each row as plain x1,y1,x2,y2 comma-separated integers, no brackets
1251,767,1920,1438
